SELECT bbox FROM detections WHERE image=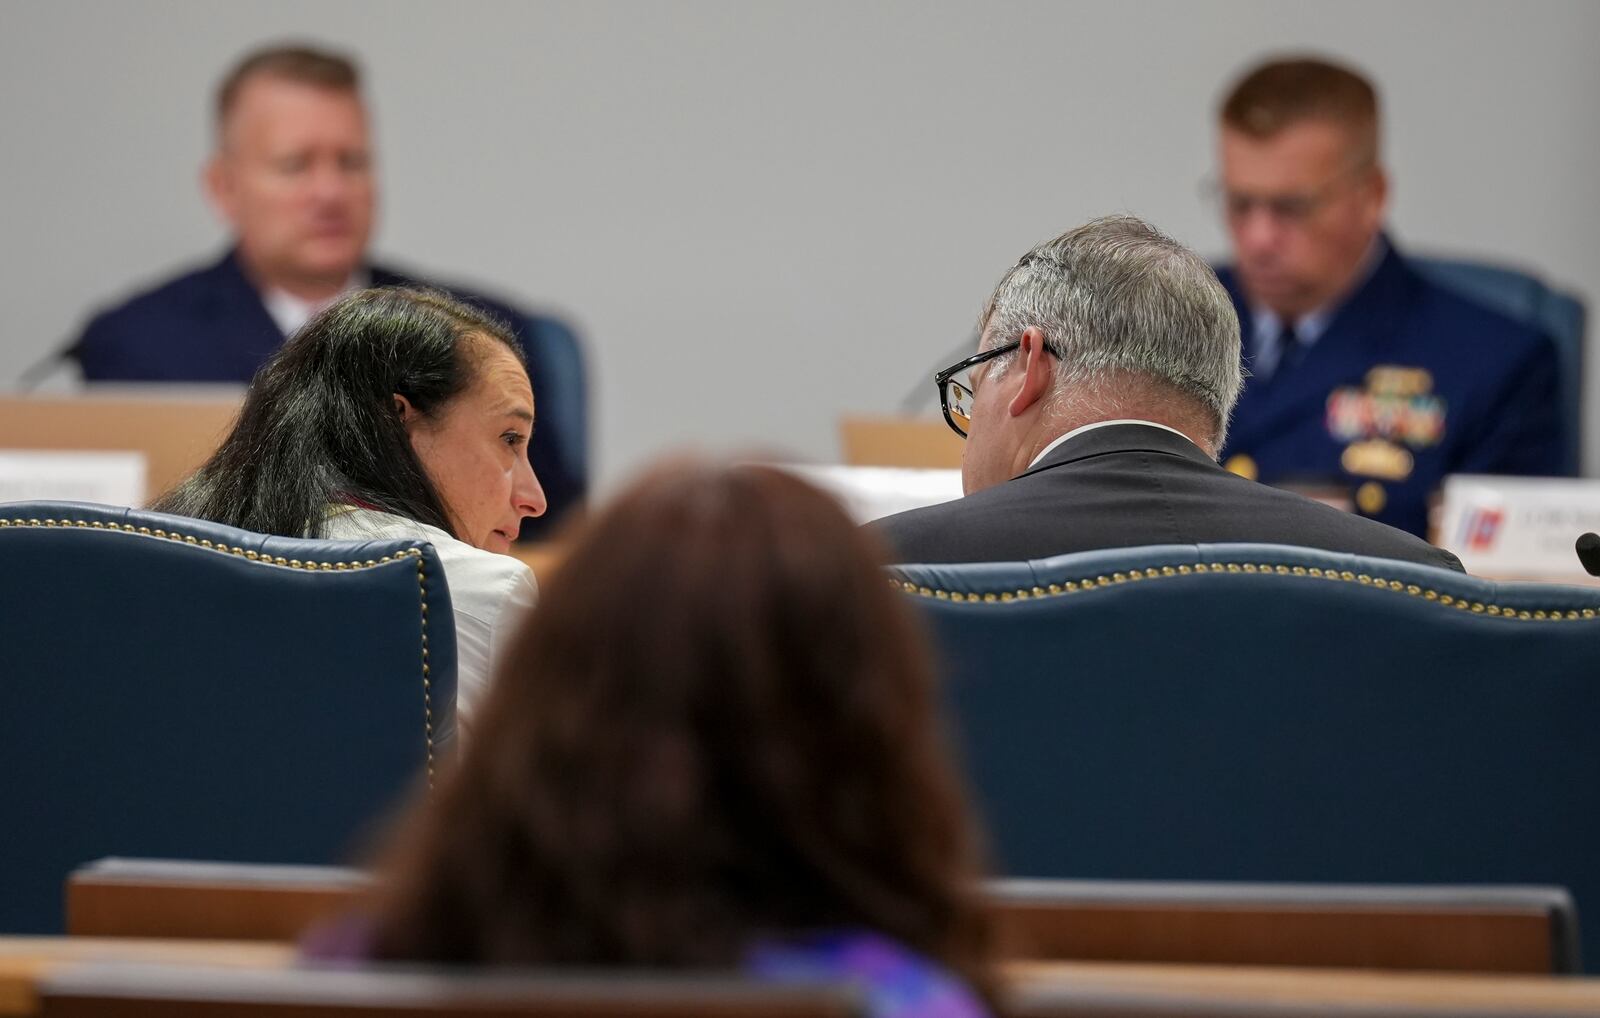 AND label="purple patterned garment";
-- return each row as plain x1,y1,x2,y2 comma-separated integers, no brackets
745,931,990,1018
303,919,989,1018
